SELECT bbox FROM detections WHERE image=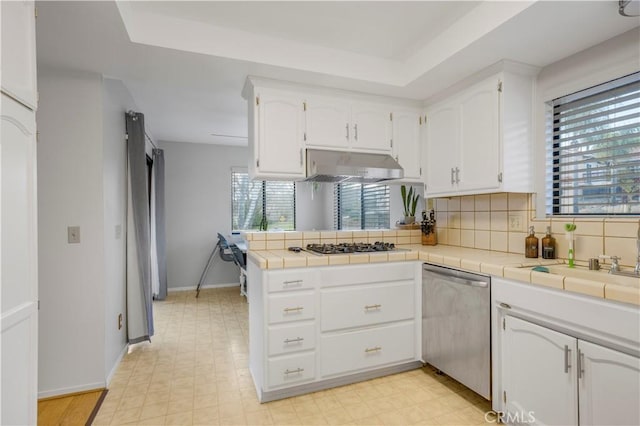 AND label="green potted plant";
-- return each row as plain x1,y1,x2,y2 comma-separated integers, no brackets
401,185,420,224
